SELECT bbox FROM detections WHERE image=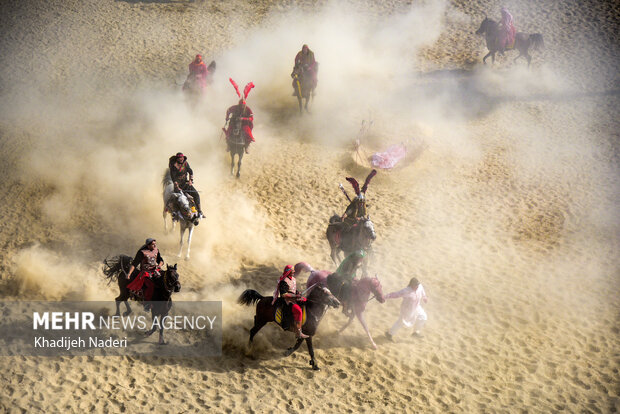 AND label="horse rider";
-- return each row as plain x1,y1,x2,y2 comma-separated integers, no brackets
332,250,366,315
225,98,255,154
498,7,516,54
341,169,377,233
272,265,309,339
126,238,165,311
168,152,203,217
183,54,215,92
291,44,318,93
